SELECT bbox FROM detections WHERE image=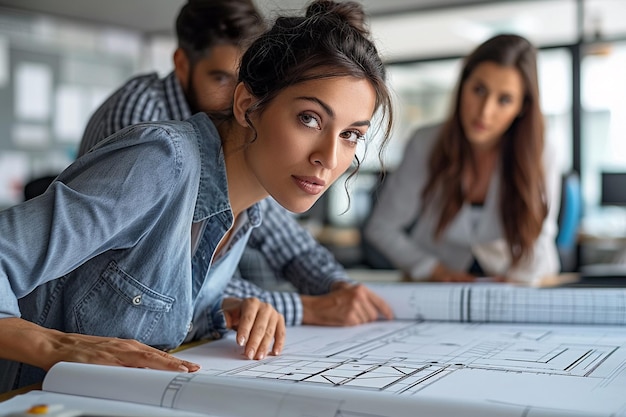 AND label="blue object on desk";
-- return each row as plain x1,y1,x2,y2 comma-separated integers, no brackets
556,171,583,272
